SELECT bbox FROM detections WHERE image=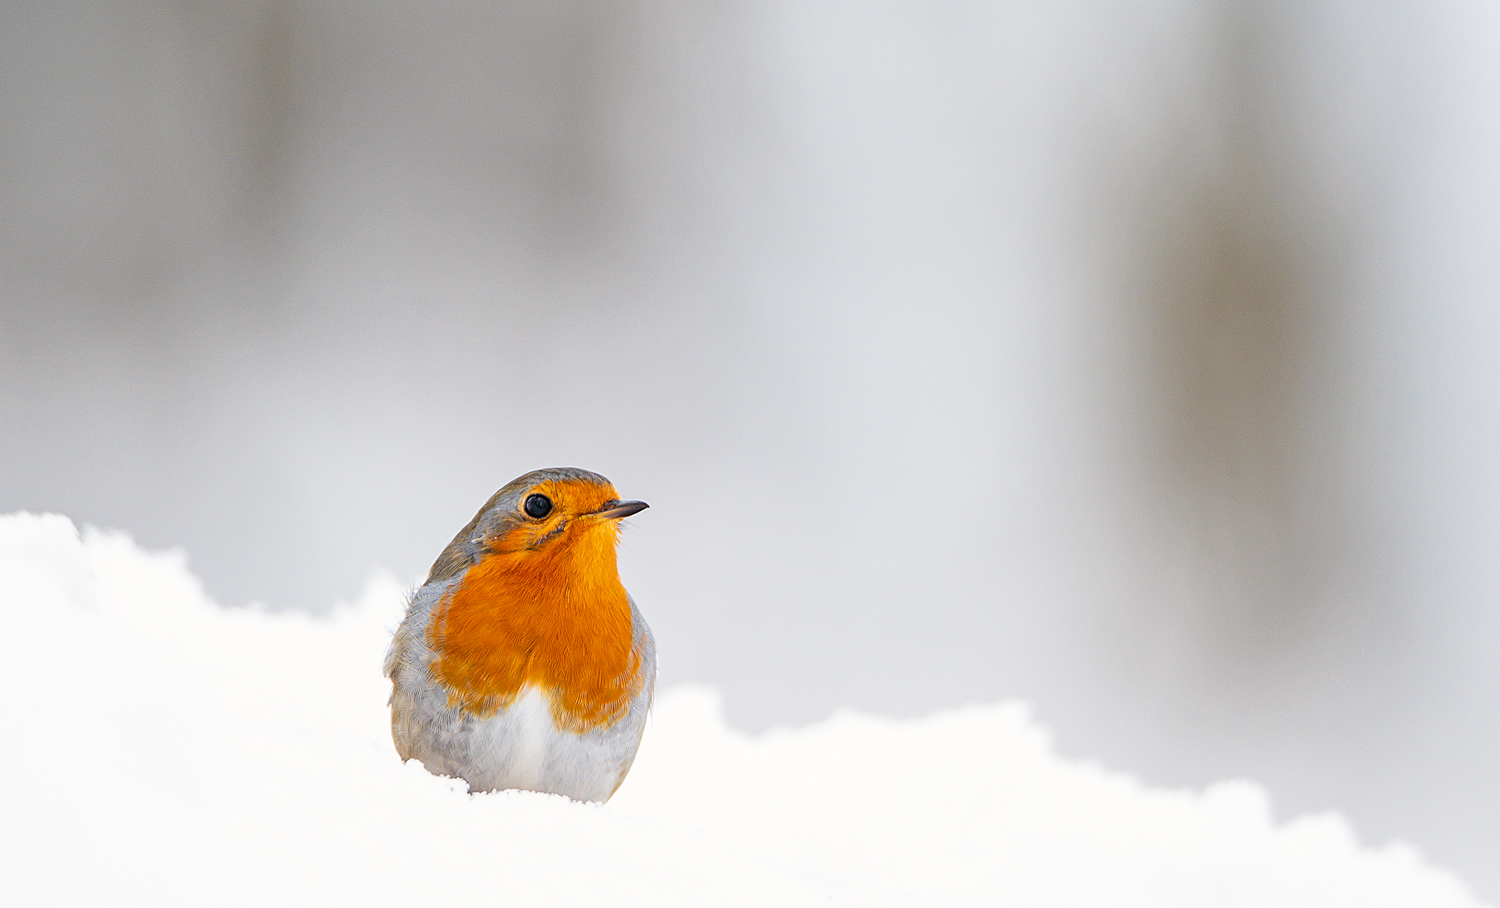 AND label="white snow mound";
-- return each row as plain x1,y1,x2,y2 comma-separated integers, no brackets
0,512,1484,907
